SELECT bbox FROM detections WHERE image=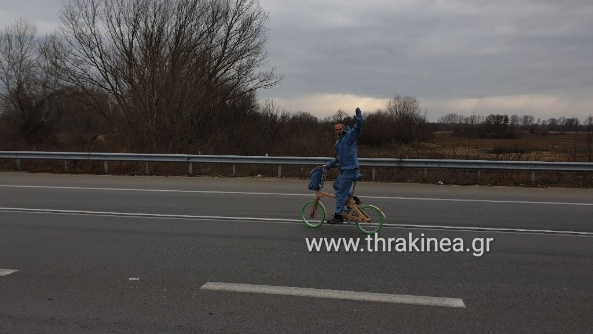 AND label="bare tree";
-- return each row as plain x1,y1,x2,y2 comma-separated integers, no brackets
557,117,567,134
45,0,281,152
520,114,535,130
437,113,464,131
509,114,520,129
330,109,348,124
464,114,484,126
547,118,558,131
386,95,428,144
0,19,37,105
0,19,61,147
